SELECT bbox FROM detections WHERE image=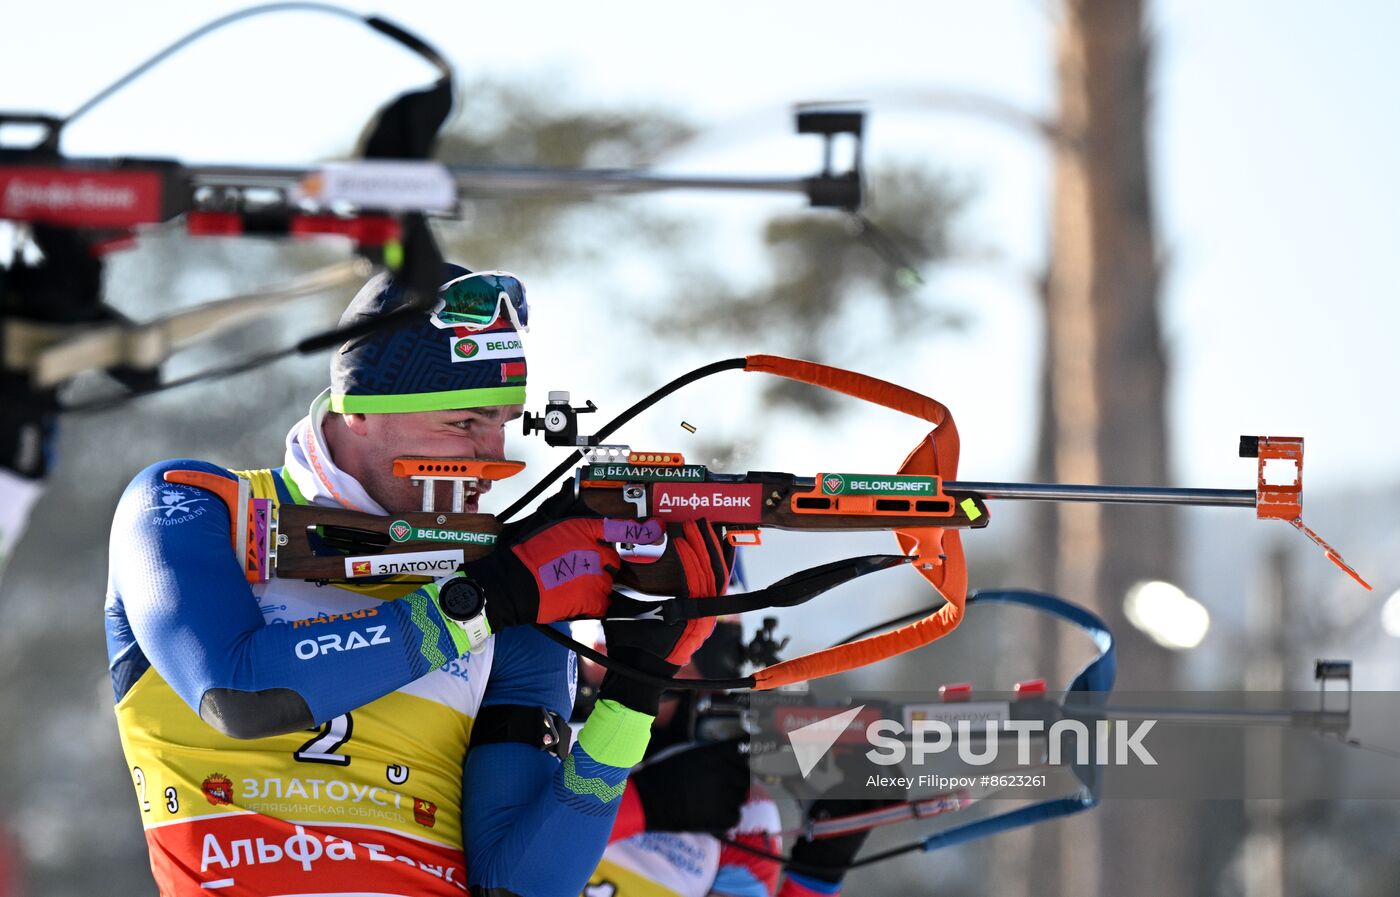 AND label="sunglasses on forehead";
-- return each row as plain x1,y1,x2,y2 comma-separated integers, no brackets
428,271,529,332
